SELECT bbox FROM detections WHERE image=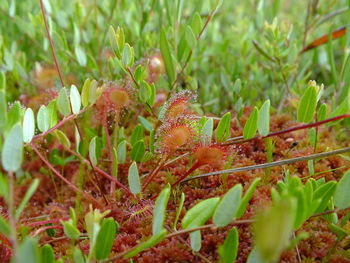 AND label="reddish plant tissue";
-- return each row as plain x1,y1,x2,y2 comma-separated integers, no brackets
8,85,350,262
